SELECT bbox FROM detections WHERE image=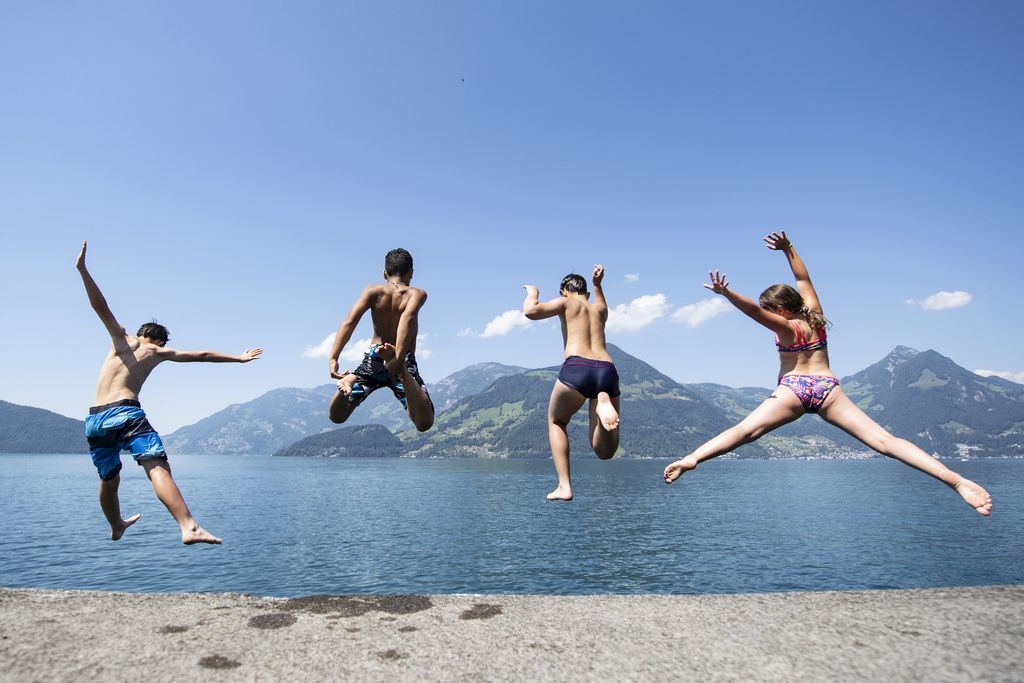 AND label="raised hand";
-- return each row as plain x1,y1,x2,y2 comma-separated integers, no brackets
76,241,88,269
763,230,791,251
592,264,605,286
703,270,730,295
240,348,263,362
523,284,539,295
